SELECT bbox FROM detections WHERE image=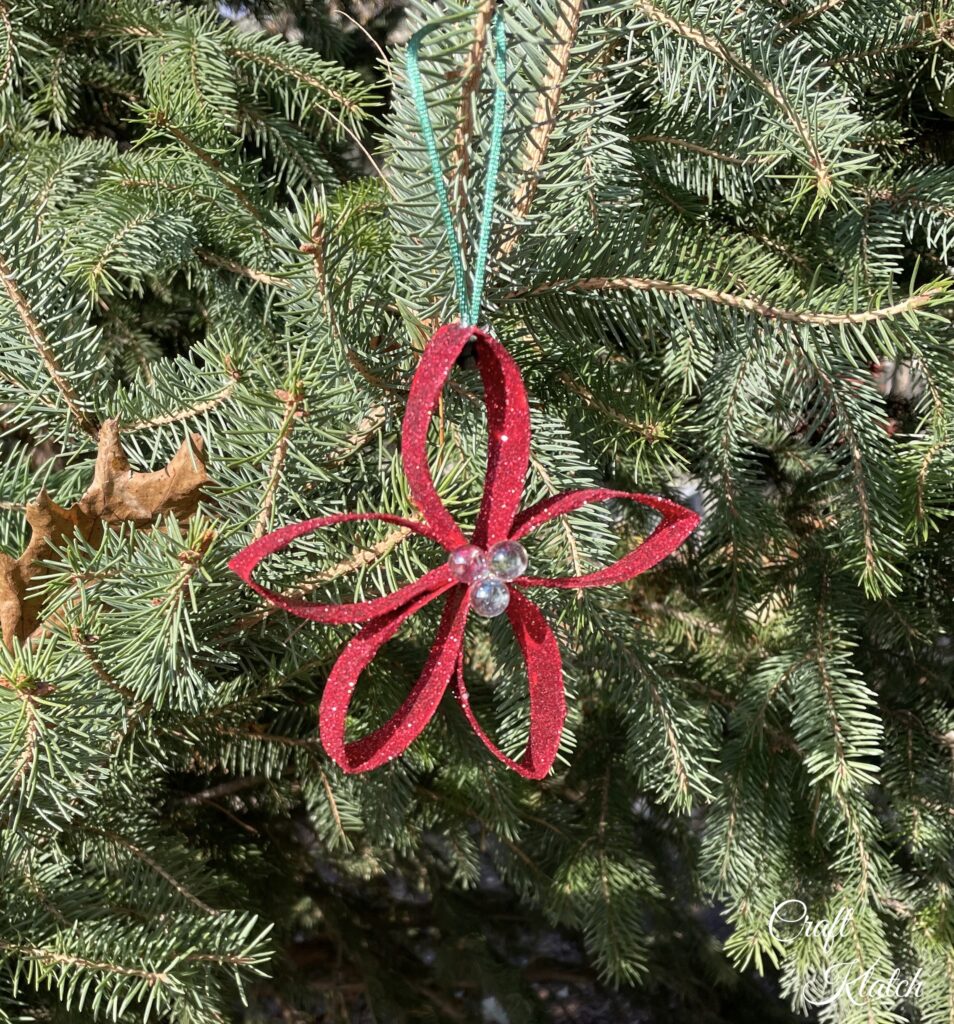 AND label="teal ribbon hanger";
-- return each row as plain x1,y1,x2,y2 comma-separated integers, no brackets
406,11,507,328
